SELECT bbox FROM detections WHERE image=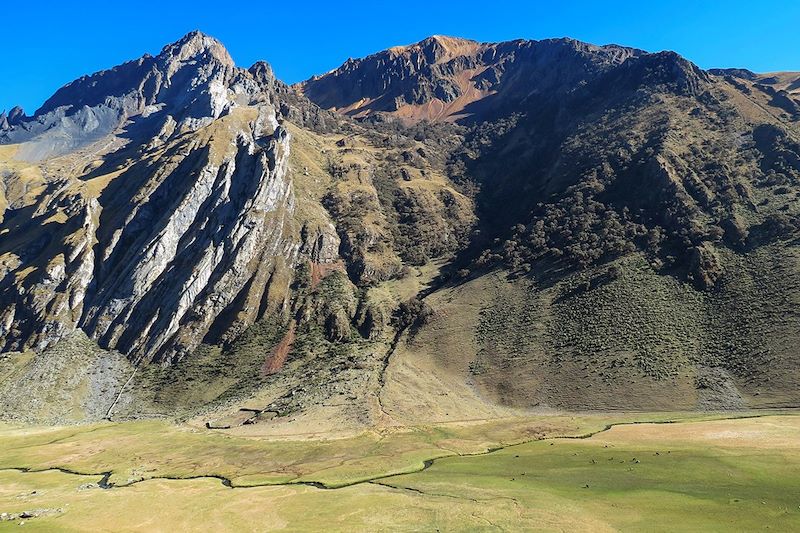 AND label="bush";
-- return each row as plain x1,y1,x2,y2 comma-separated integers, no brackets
393,298,434,331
